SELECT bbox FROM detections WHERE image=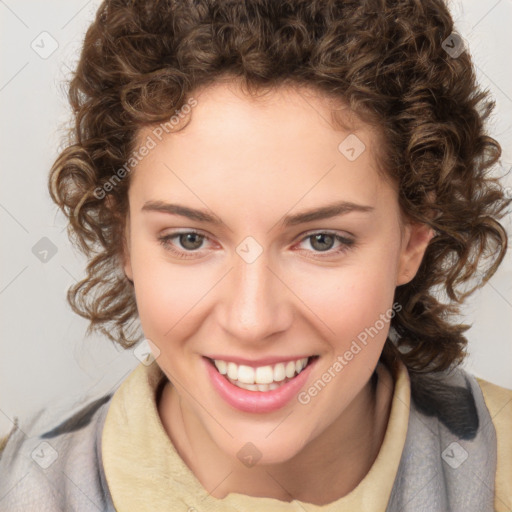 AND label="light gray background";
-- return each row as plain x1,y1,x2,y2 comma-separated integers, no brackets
1,0,511,438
